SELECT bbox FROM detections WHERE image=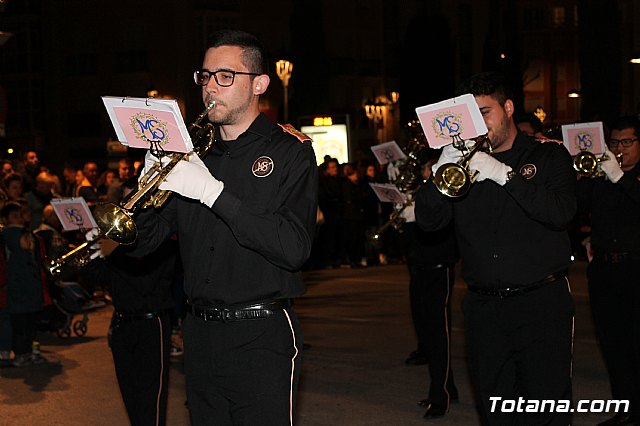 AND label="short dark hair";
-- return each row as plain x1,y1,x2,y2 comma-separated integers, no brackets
456,71,514,106
515,113,543,134
1,201,21,220
610,116,640,139
3,172,23,188
207,29,266,75
63,163,77,172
